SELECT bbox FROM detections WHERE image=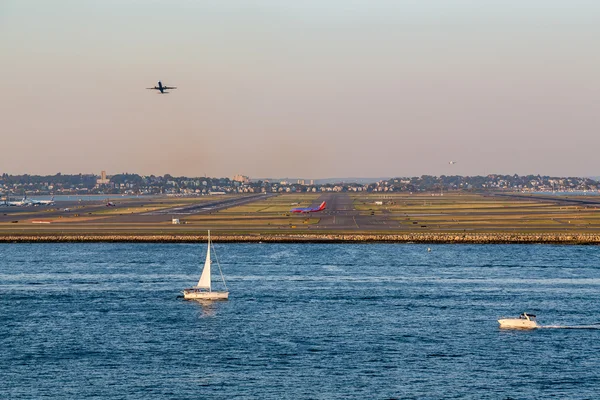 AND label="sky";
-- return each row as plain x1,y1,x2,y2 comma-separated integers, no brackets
1,0,599,178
